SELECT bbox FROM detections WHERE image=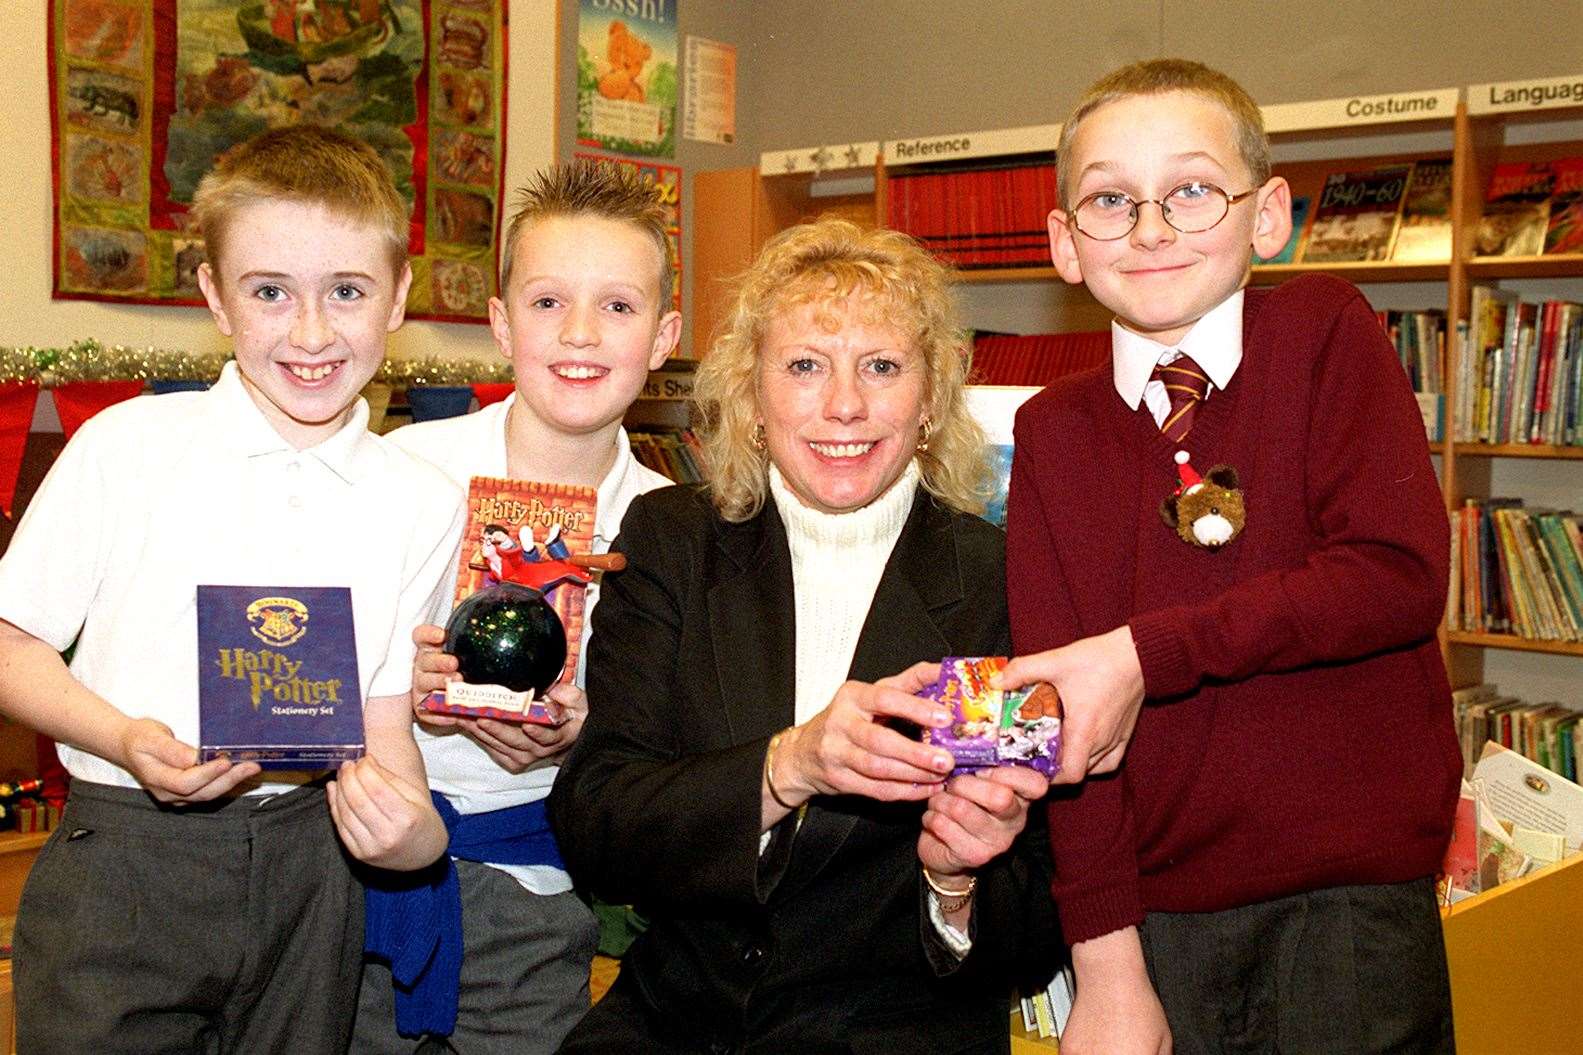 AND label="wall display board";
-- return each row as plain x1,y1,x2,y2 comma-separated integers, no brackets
47,0,508,323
